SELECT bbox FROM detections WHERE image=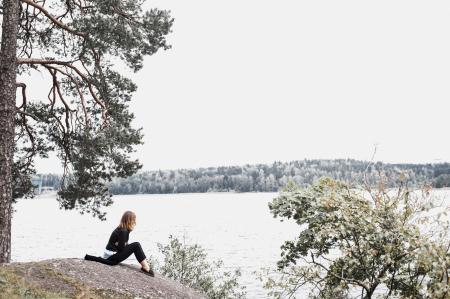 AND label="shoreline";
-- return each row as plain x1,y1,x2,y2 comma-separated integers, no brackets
33,187,450,198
